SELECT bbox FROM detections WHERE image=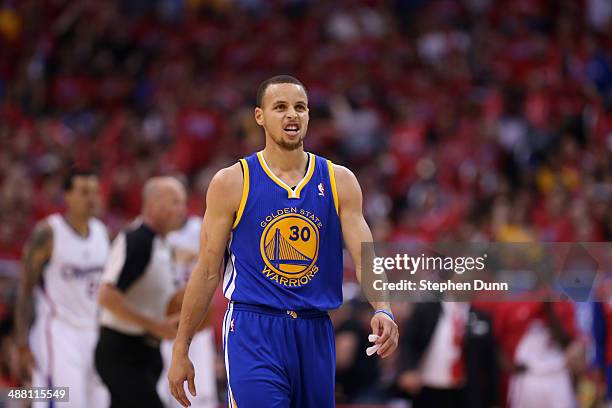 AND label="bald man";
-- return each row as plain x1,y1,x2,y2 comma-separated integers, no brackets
96,177,187,408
